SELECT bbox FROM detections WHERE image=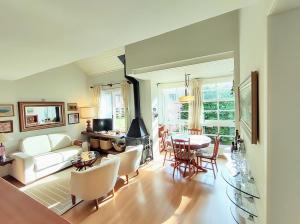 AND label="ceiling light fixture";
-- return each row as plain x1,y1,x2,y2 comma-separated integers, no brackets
179,73,194,103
